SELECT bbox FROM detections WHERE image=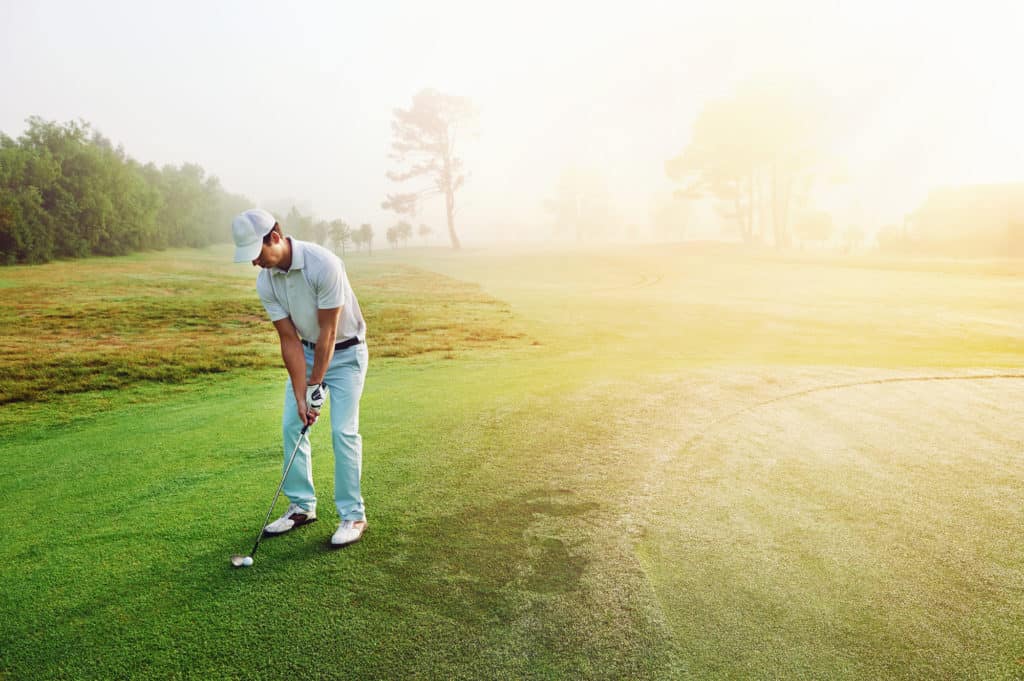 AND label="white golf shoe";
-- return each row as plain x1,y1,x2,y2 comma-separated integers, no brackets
263,503,317,536
330,519,367,547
